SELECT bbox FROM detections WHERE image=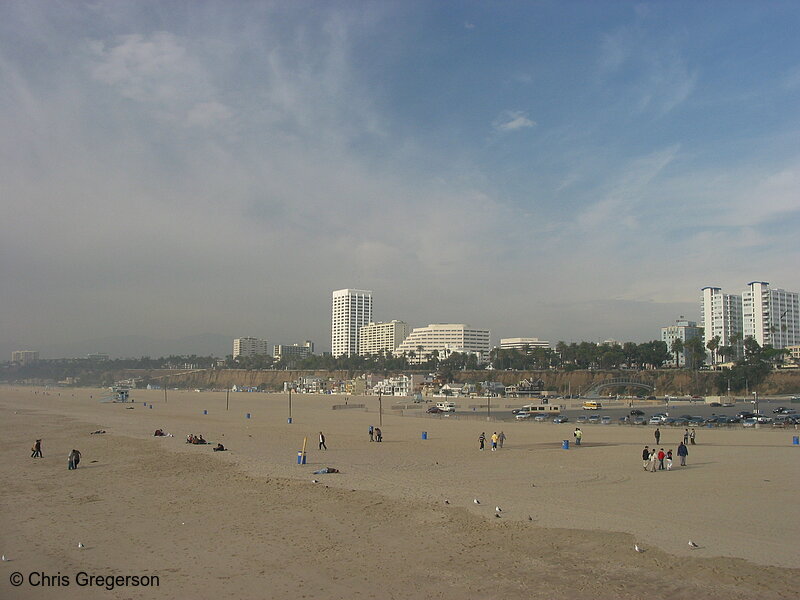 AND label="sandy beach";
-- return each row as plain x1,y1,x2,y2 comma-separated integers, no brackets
1,386,798,599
